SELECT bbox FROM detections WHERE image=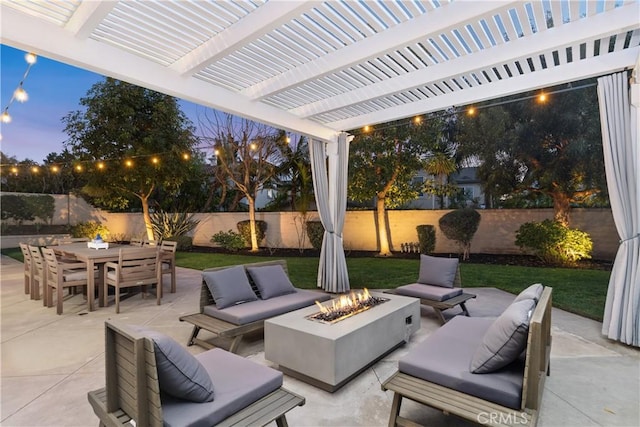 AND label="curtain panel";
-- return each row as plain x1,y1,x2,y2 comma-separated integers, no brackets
309,135,351,293
597,71,640,347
